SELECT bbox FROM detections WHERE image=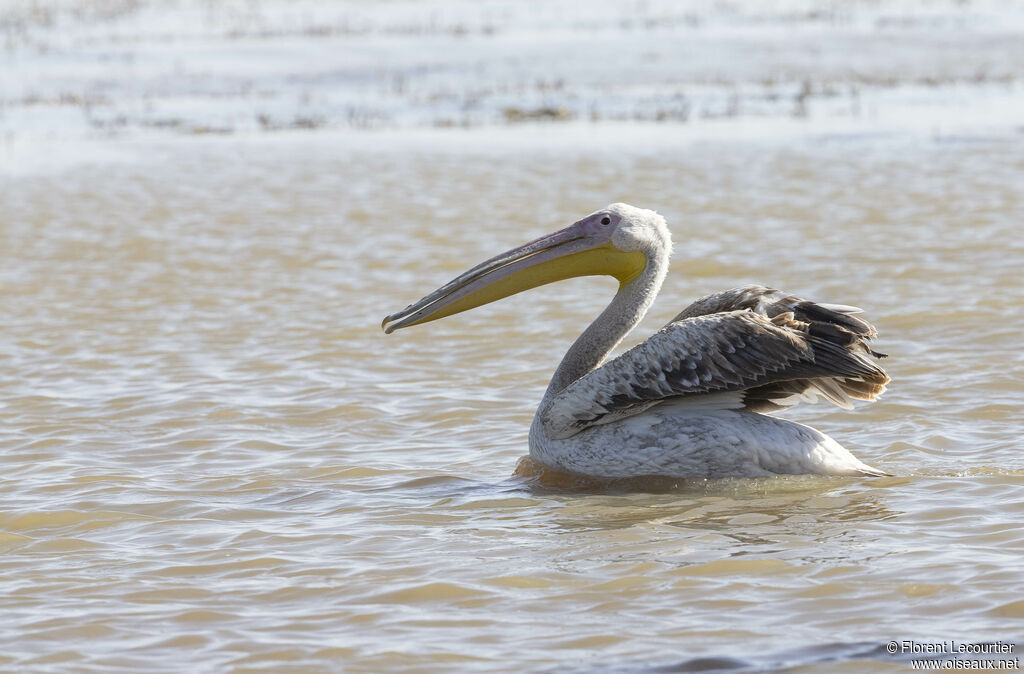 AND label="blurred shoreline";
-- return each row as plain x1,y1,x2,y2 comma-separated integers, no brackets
2,0,1023,164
